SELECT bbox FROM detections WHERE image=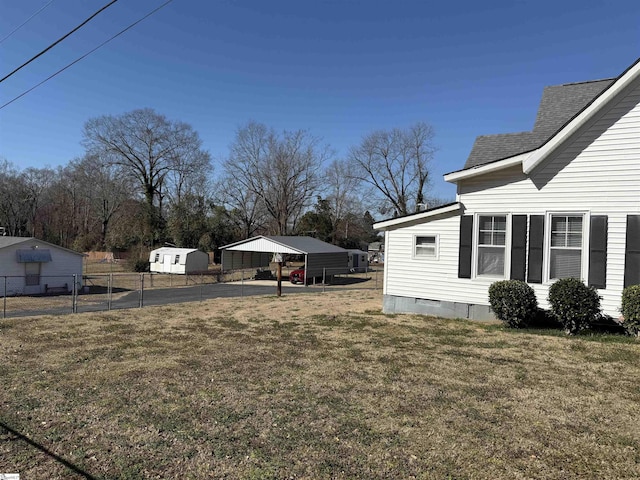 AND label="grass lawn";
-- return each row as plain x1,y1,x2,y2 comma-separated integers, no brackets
1,290,639,479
